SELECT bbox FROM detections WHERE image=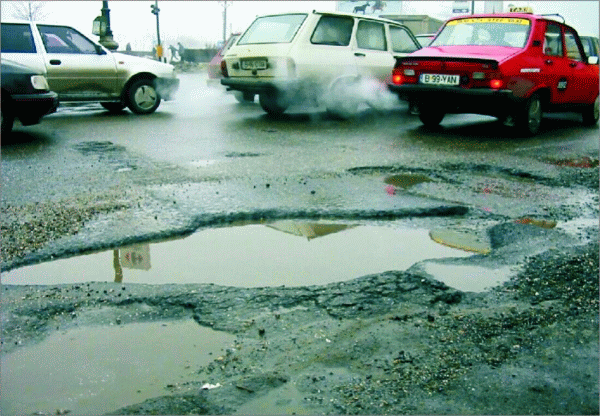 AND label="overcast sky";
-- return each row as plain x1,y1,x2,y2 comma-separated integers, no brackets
2,1,598,51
